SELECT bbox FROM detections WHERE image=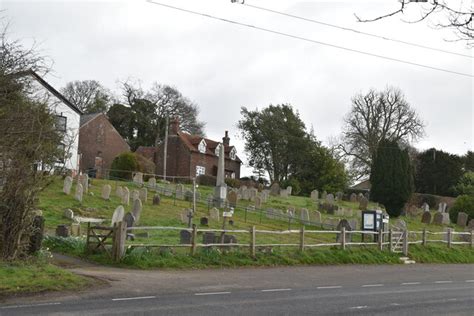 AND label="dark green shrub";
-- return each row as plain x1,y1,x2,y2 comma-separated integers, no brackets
225,178,240,188
197,174,216,186
110,152,139,180
449,195,474,223
281,178,302,196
